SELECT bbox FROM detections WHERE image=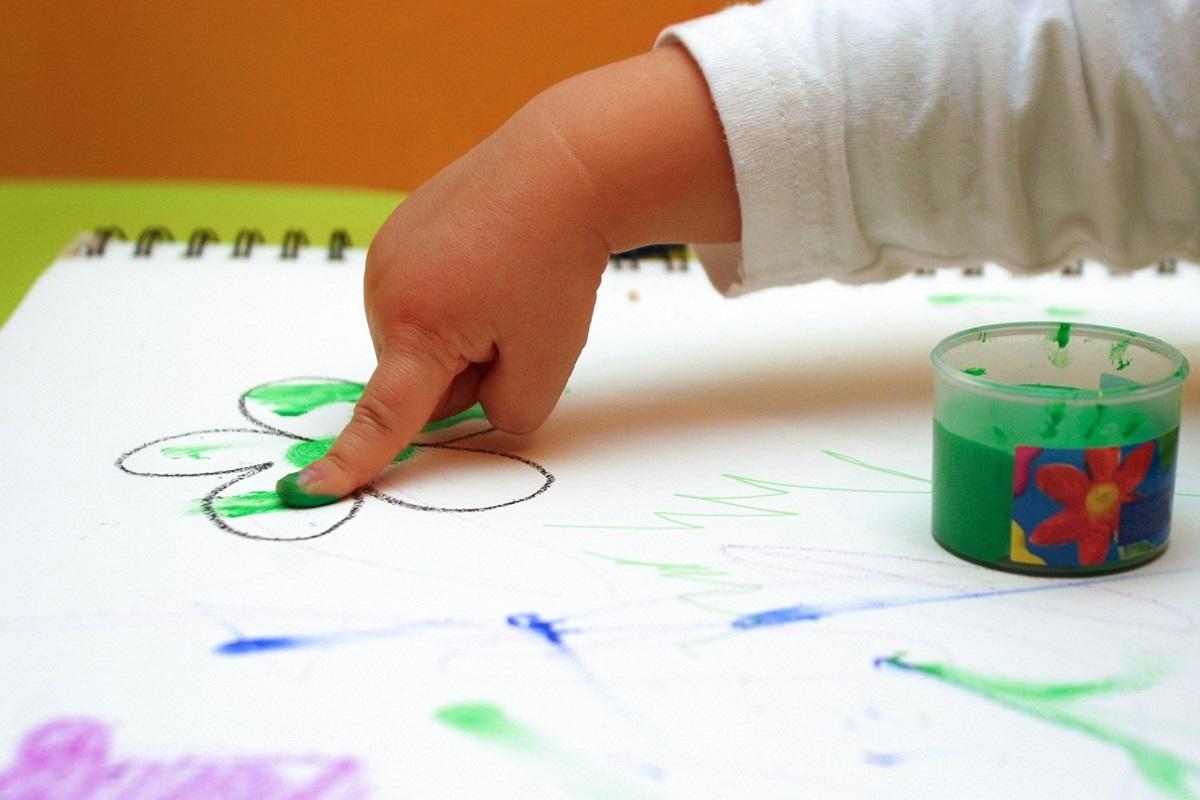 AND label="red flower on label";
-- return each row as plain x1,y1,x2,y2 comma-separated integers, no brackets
1030,443,1155,565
